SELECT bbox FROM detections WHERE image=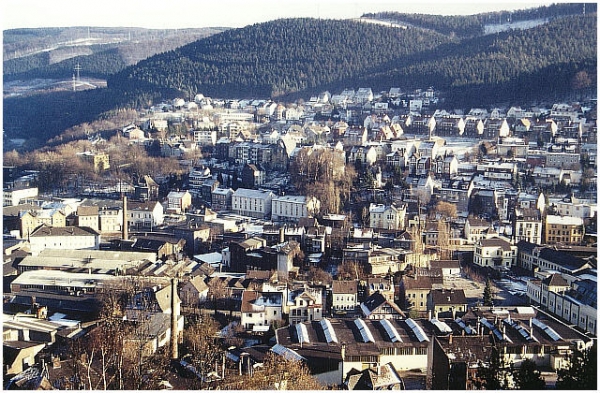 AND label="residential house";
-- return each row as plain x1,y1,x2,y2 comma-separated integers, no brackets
428,289,467,319
366,277,395,302
517,241,594,275
332,280,360,314
369,203,406,230
211,187,233,211
512,208,543,245
20,209,66,239
400,275,433,313
482,118,510,140
545,215,584,245
240,290,284,331
127,201,164,230
348,145,378,166
432,155,458,178
271,195,320,223
166,191,192,214
180,275,209,306
287,286,323,325
473,237,517,271
134,175,160,202
360,292,406,320
241,163,265,189
76,205,99,231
